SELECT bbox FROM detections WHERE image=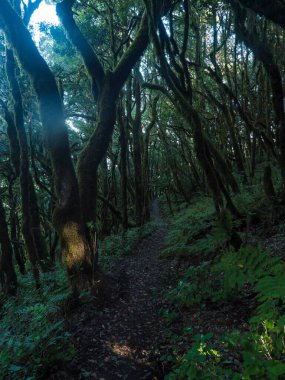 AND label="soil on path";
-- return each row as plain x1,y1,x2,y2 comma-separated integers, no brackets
64,203,170,380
